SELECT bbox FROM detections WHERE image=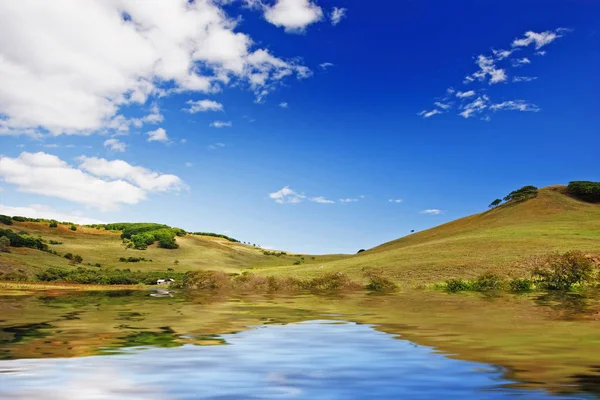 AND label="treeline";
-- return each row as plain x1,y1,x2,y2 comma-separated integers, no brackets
0,215,77,226
98,223,185,250
488,185,539,208
191,232,240,243
34,267,184,285
567,181,600,203
0,228,48,251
